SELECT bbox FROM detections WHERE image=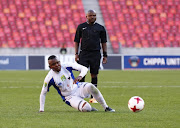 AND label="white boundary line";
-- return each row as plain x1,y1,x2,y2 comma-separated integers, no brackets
100,85,180,88
1,85,180,89
0,80,178,84
0,80,180,88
